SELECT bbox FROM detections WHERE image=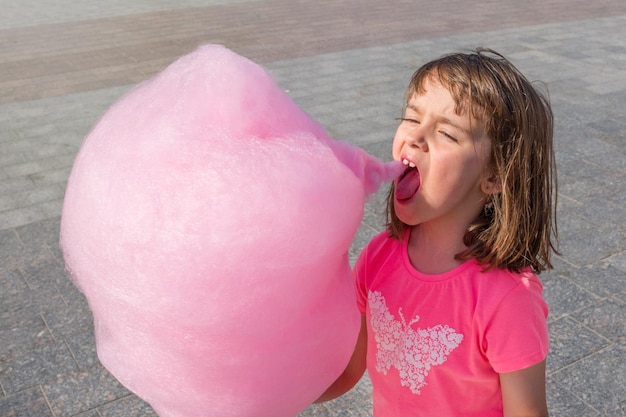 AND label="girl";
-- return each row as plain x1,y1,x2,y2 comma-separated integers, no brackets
318,49,558,416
